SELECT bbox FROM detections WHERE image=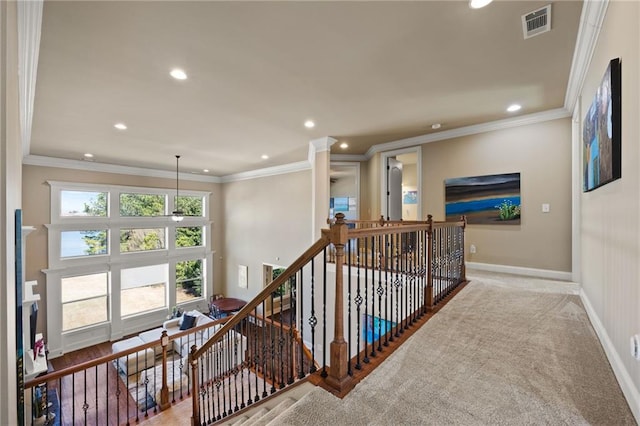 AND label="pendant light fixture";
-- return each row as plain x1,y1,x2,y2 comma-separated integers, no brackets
172,155,184,222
